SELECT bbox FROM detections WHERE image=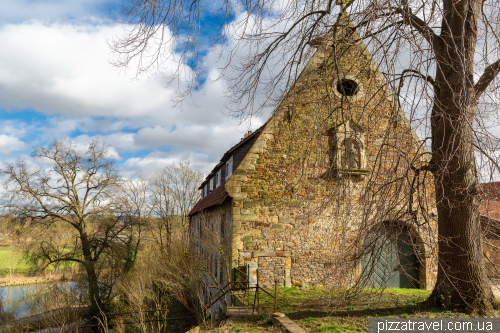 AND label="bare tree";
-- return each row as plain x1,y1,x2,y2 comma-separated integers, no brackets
1,139,124,317
118,176,151,274
113,0,500,314
149,162,204,250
